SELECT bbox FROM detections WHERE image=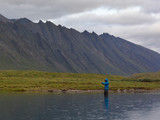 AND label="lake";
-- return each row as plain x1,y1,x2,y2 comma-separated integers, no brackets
0,92,160,120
